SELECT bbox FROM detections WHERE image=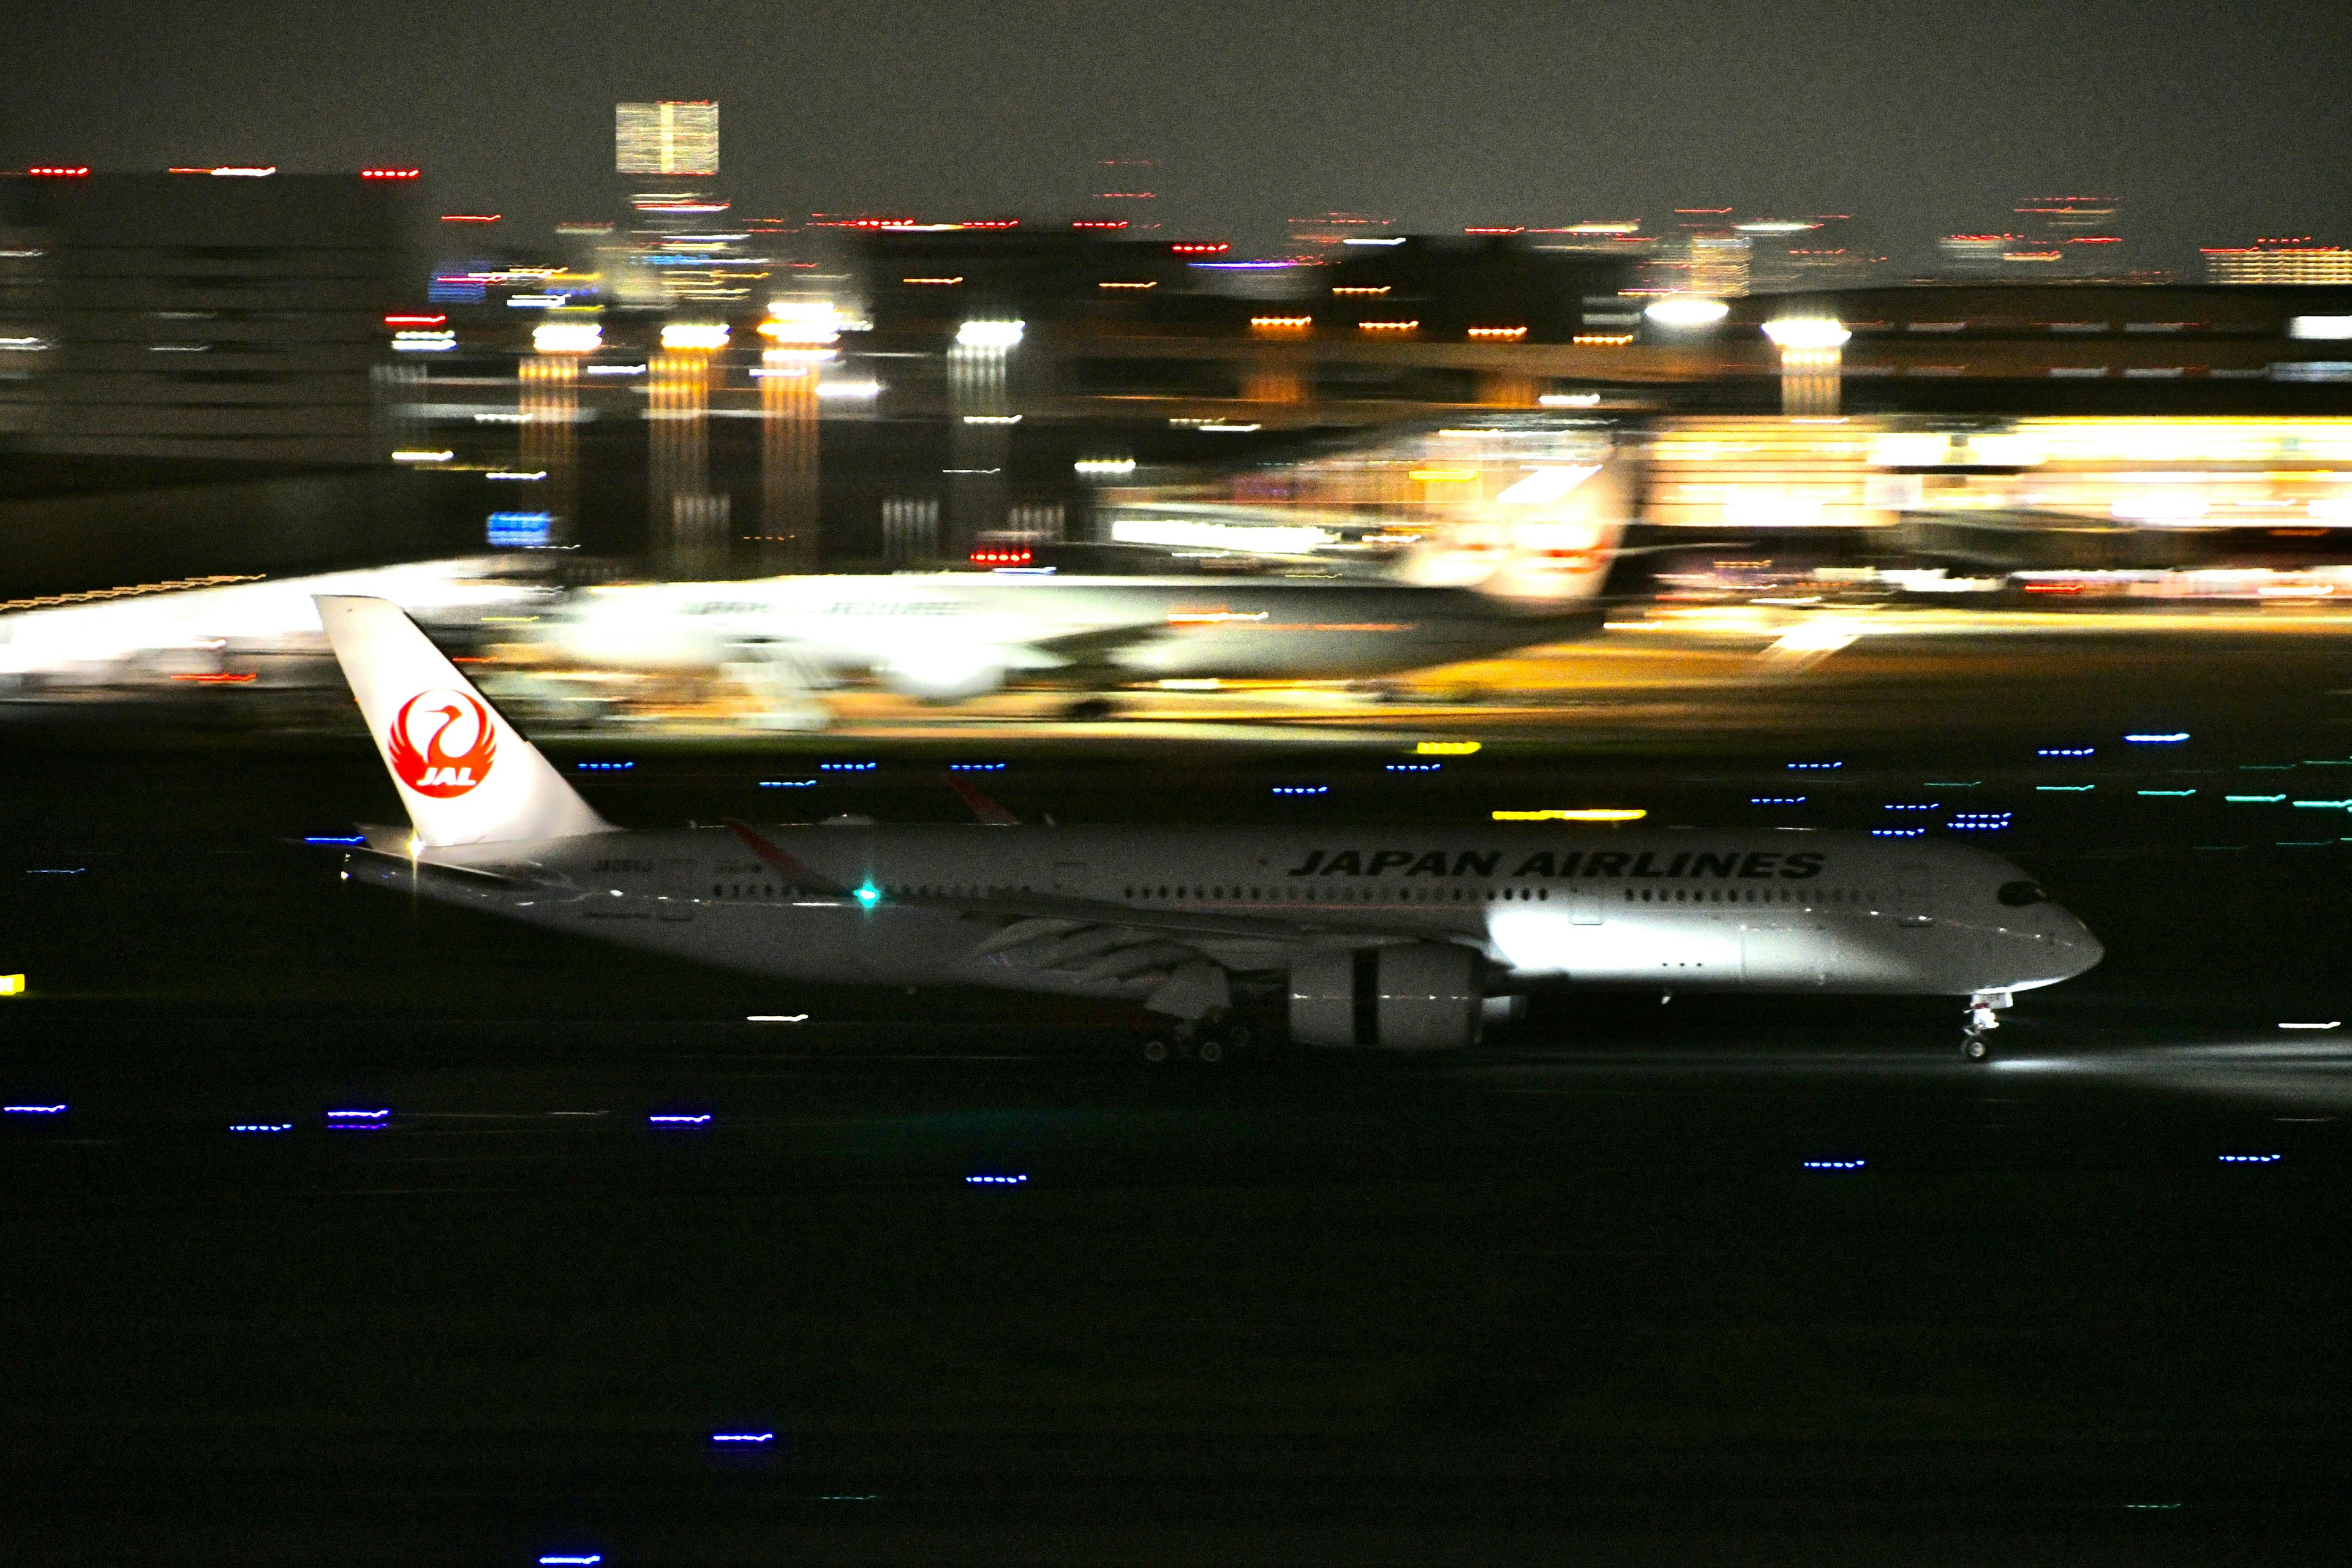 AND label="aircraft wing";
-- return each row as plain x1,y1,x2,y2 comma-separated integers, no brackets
1019,619,1178,669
